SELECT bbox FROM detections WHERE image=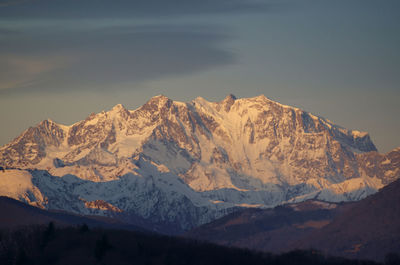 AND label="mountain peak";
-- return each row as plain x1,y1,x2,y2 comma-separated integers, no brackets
39,119,56,126
151,94,169,101
224,94,237,101
140,94,173,113
146,94,171,104
104,104,129,119
219,94,237,112
111,103,125,111
254,94,267,100
251,94,279,104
